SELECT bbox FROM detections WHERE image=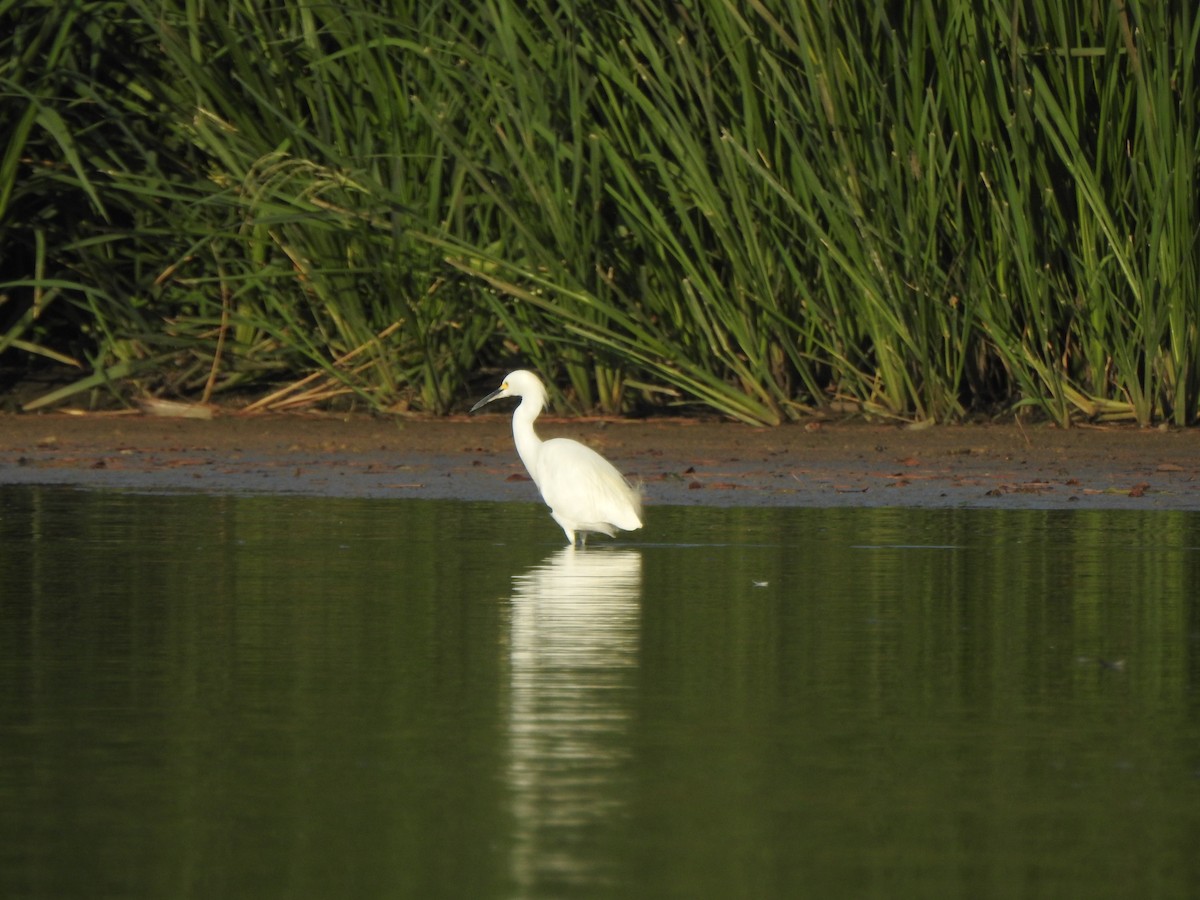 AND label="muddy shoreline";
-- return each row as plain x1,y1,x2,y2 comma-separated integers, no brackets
1,411,1198,510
